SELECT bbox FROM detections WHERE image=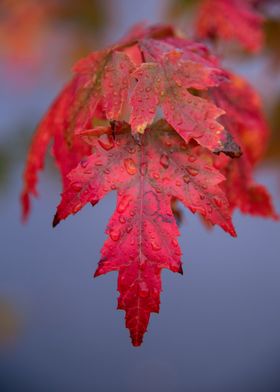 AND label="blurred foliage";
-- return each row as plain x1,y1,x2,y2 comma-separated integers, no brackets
0,148,9,188
0,298,19,345
0,1,112,190
267,97,280,161
167,0,280,161
167,0,198,18
0,0,111,72
264,18,280,71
